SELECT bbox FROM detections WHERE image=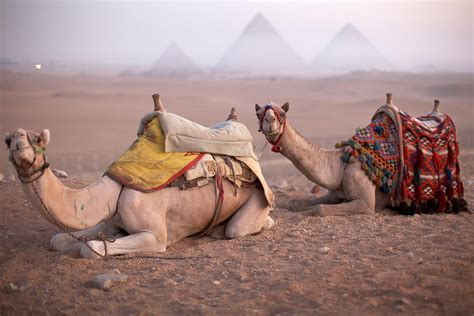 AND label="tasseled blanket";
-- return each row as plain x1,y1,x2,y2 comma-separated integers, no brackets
336,107,467,214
